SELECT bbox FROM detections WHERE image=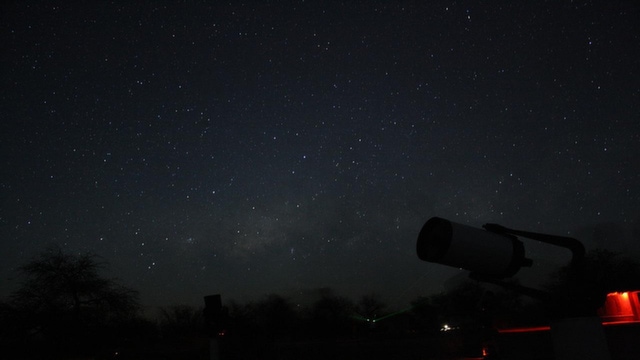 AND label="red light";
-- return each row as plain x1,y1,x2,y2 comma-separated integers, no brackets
600,291,637,322
498,325,550,333
499,291,640,334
